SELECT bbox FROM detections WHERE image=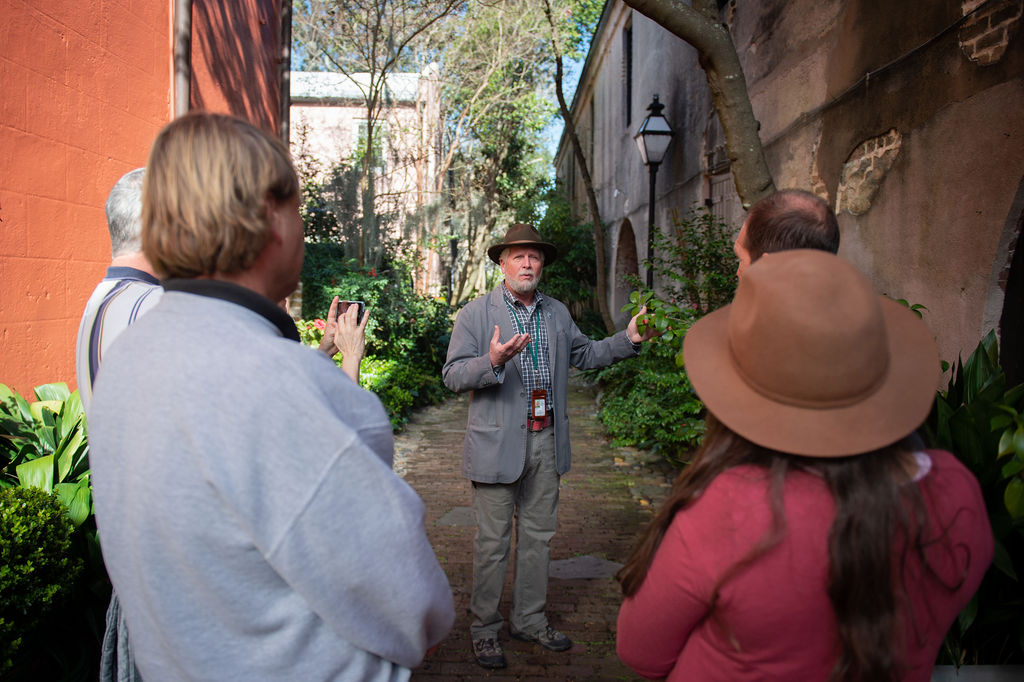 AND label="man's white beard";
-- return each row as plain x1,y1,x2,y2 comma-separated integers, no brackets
506,276,538,296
